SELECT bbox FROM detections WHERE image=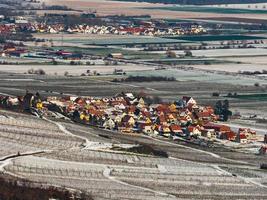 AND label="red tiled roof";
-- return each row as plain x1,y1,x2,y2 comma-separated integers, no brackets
204,122,231,132
239,133,247,139
170,124,182,132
